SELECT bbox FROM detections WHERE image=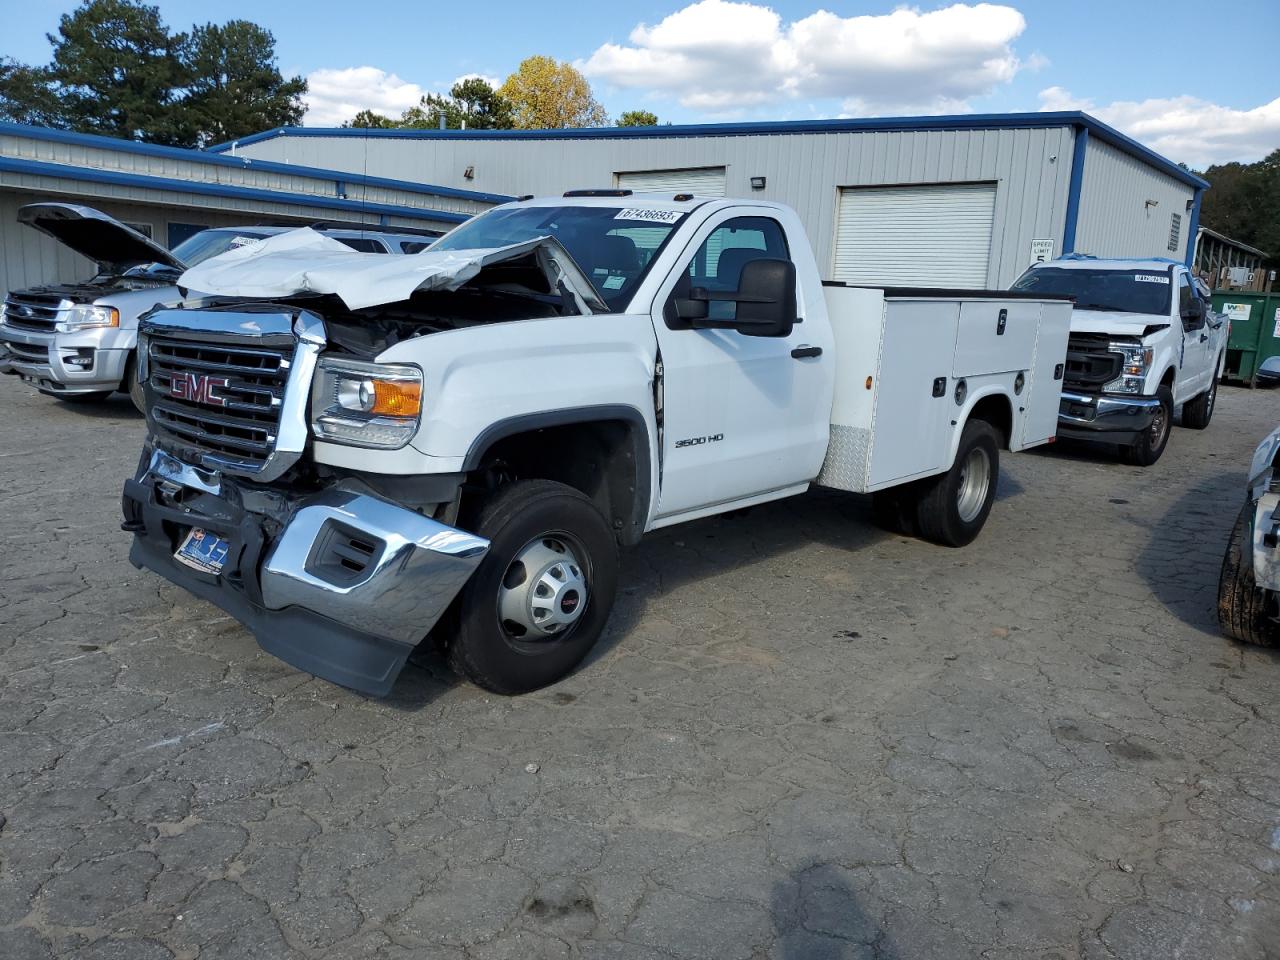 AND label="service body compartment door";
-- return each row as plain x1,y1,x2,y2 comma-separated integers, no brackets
1019,300,1072,448
952,300,1041,376
867,300,960,488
